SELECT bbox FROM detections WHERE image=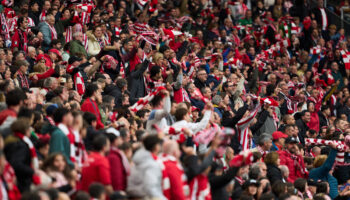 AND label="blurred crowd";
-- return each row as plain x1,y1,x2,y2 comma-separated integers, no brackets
0,0,350,200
